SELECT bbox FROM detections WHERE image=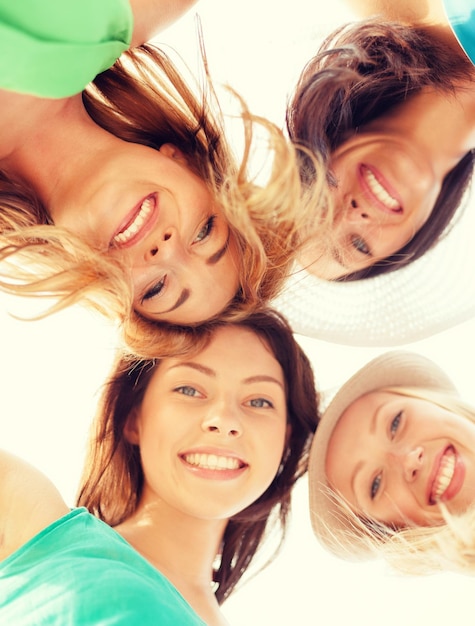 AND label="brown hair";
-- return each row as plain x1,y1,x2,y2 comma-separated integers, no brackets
287,20,475,279
0,44,330,356
77,309,320,602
